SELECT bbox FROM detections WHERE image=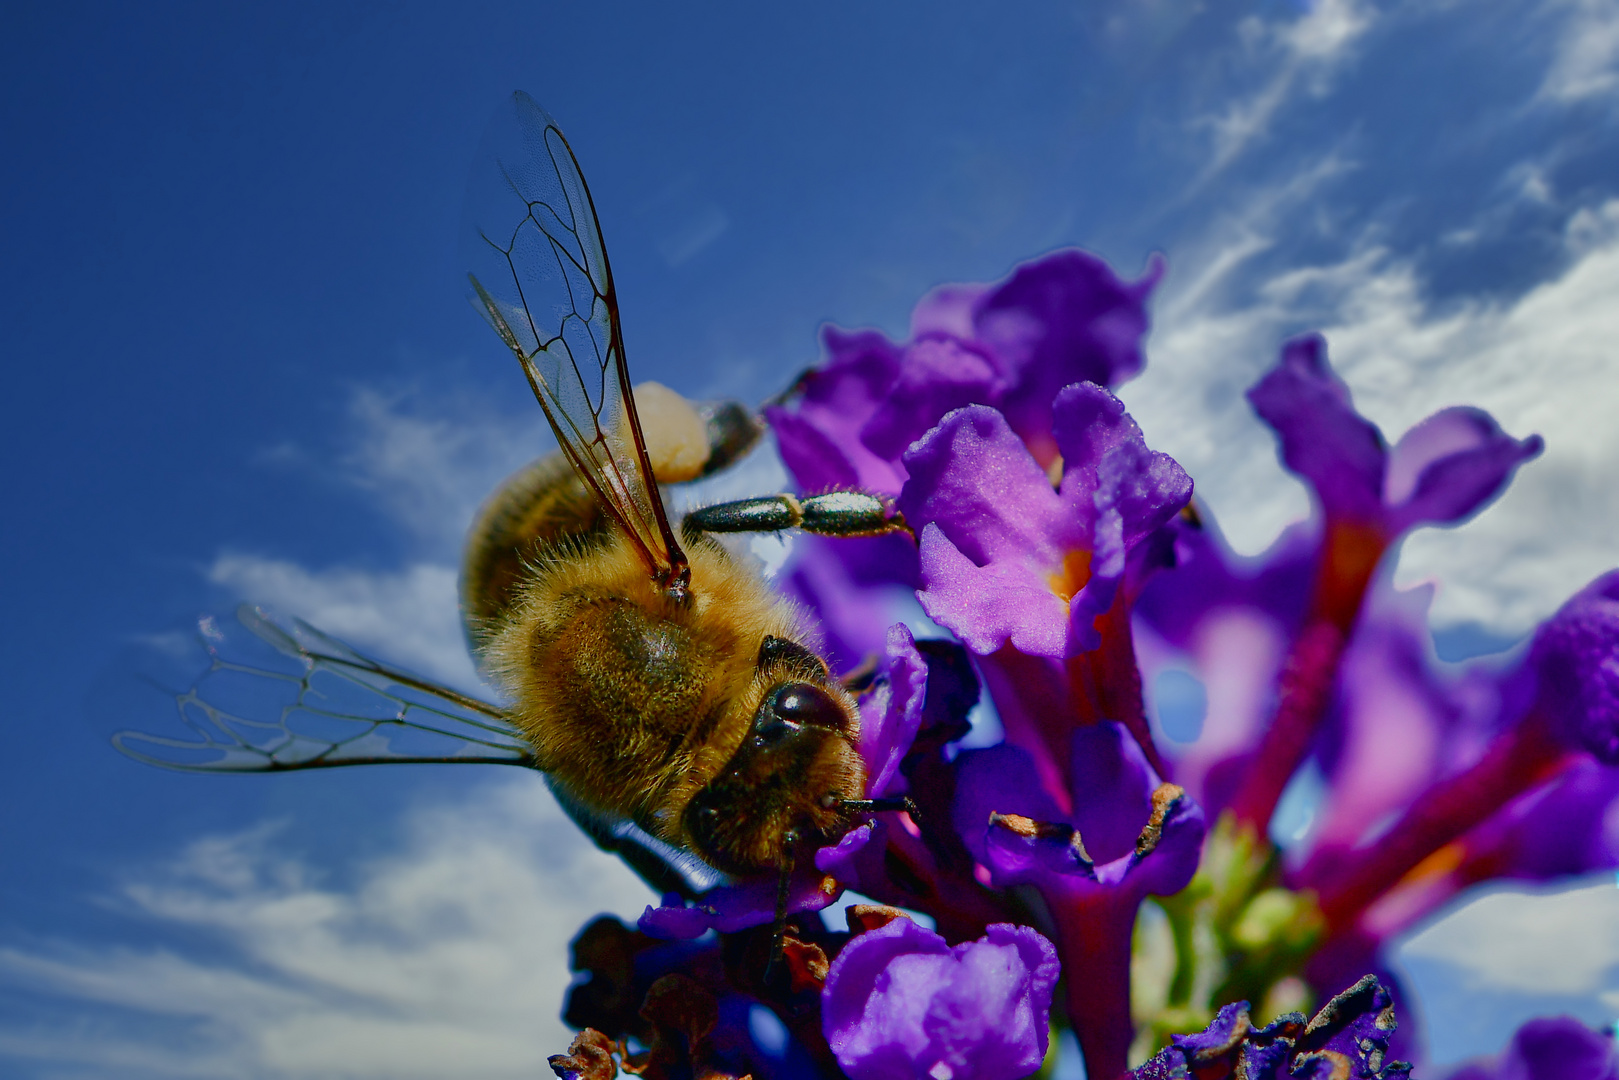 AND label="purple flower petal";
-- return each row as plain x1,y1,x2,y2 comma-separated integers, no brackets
766,327,908,496
639,873,843,939
823,919,1059,1080
1069,723,1160,863
1246,334,1387,526
1053,382,1192,550
1384,406,1543,531
955,725,1204,900
909,281,985,340
1455,758,1619,884
1131,976,1412,1079
1529,570,1619,764
769,249,1162,503
781,536,910,676
1246,334,1540,541
900,390,1188,661
978,251,1164,464
860,624,930,798
1448,1017,1619,1080
951,744,1067,868
915,523,1076,657
900,407,1080,657
815,821,880,882
862,337,1004,462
